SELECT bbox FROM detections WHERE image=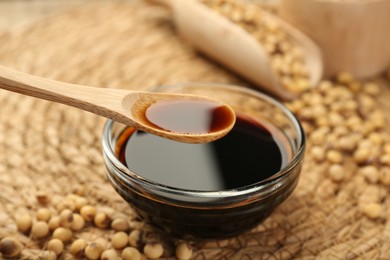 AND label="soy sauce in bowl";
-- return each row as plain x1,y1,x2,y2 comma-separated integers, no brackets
102,83,305,240
118,113,292,191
